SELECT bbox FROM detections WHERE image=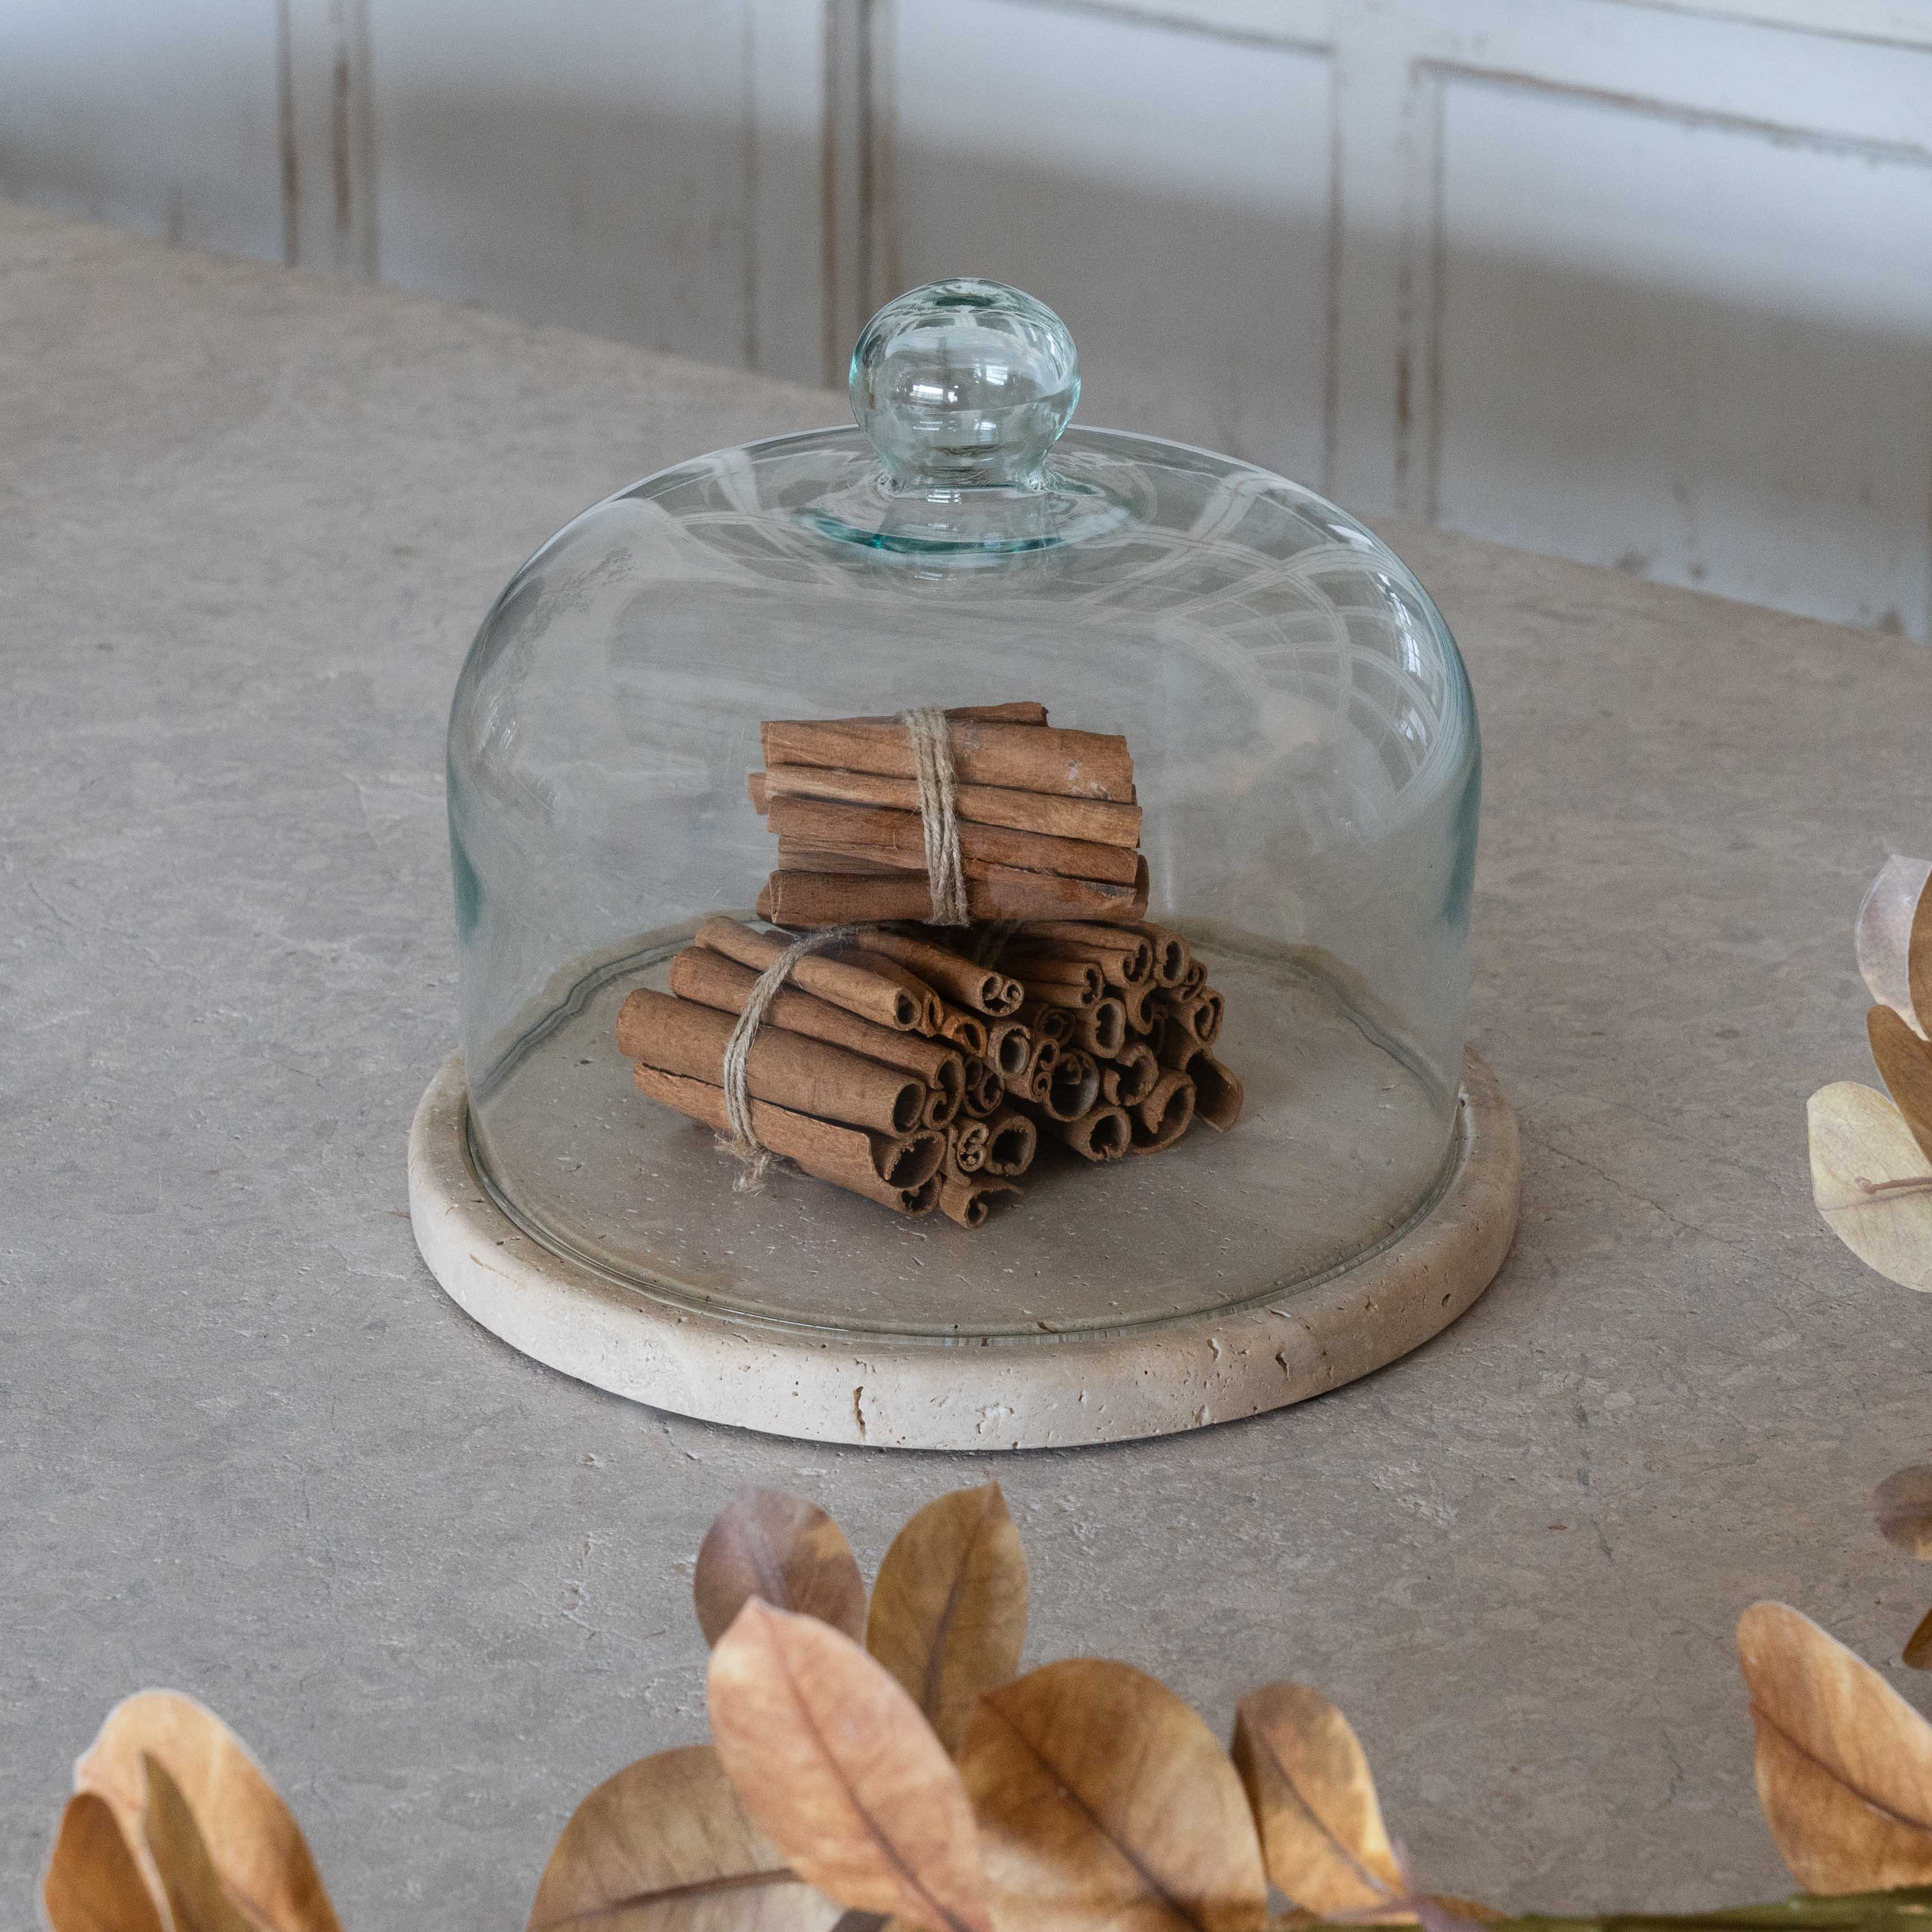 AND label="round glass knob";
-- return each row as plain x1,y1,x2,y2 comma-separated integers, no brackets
850,278,1080,490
